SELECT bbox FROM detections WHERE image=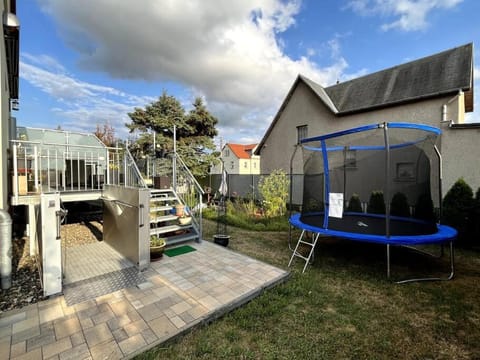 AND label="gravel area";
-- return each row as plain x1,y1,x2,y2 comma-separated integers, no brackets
0,221,103,314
